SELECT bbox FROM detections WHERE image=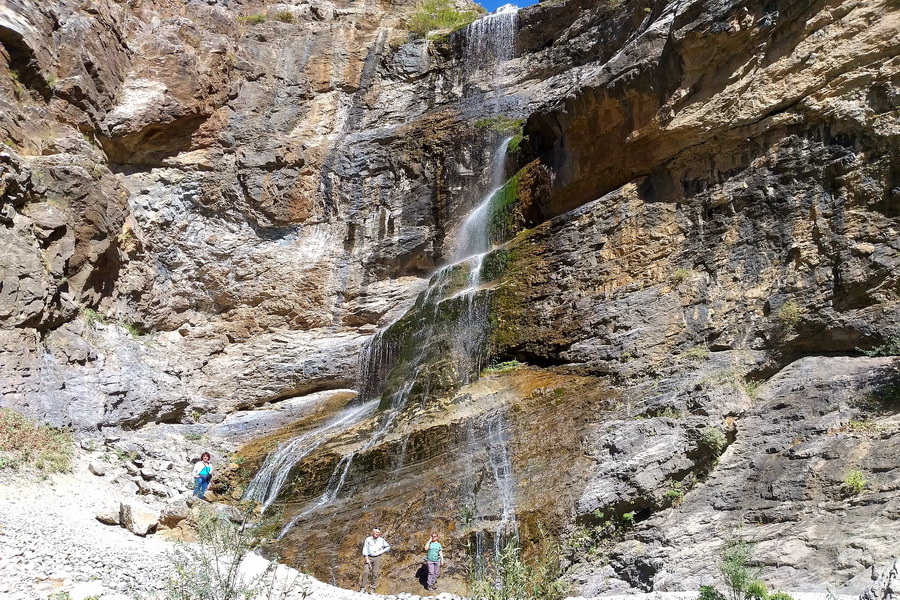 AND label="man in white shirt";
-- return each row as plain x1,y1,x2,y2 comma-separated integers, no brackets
360,527,390,594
